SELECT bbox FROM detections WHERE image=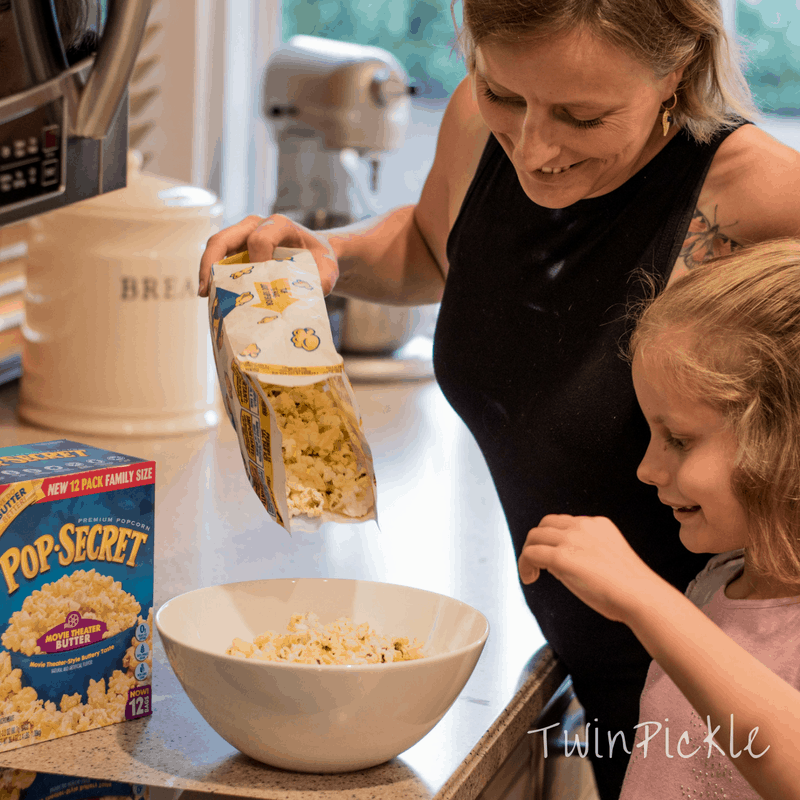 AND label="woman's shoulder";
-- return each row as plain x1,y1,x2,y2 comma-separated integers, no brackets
416,77,491,277
699,124,800,245
429,77,491,220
